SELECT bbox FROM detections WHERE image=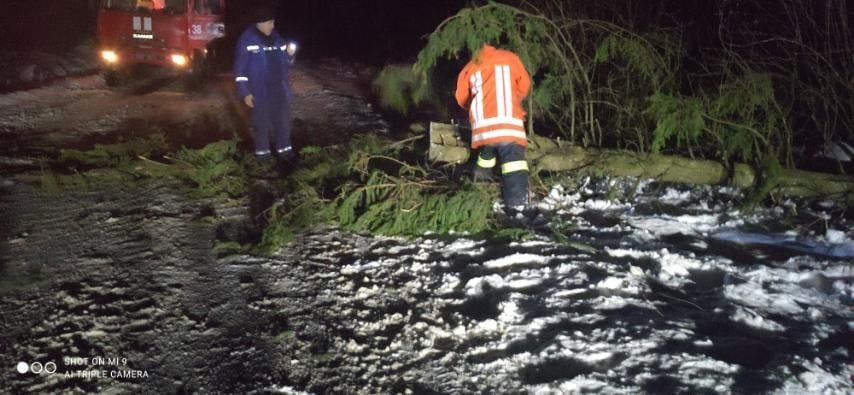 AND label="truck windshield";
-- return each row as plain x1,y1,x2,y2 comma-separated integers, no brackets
194,0,223,15
102,0,186,14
